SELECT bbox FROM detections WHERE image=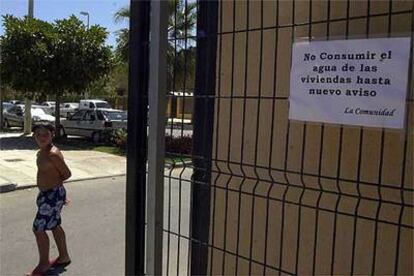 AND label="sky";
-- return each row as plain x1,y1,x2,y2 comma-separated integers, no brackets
0,0,130,47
